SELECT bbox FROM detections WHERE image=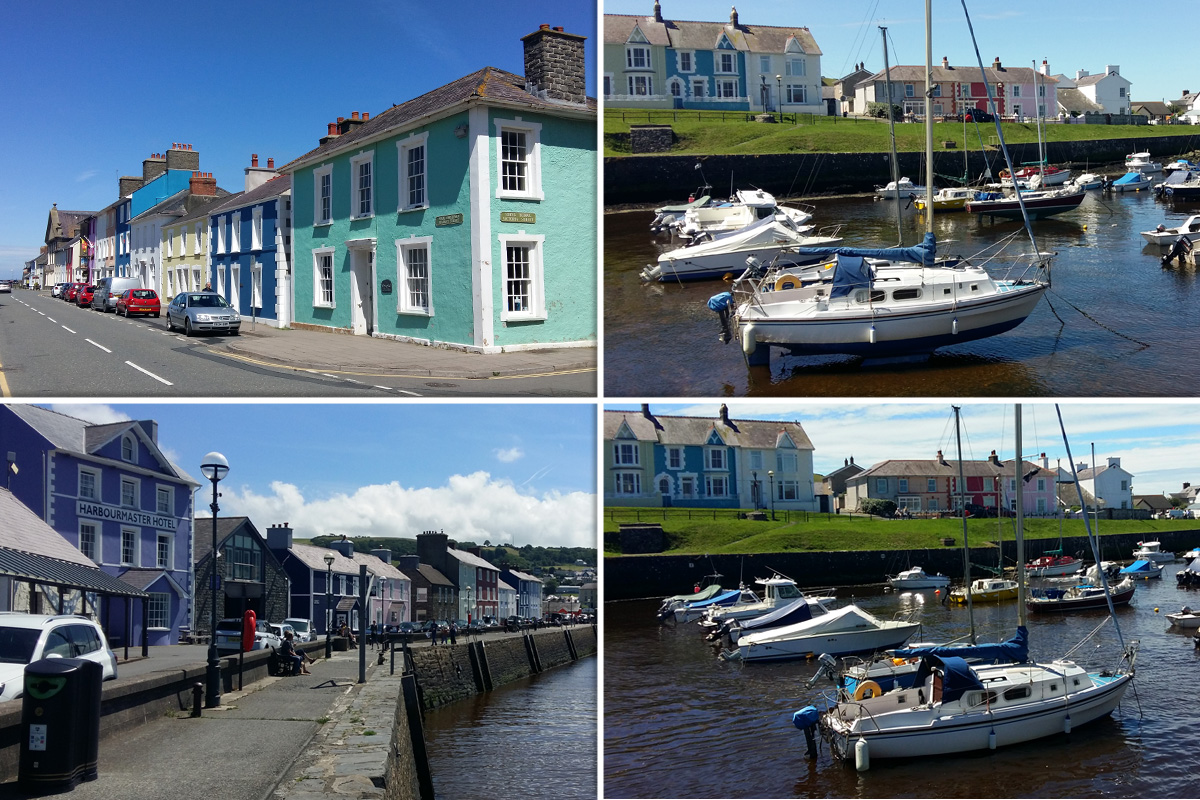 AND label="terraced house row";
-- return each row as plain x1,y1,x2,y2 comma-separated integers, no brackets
29,24,596,352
